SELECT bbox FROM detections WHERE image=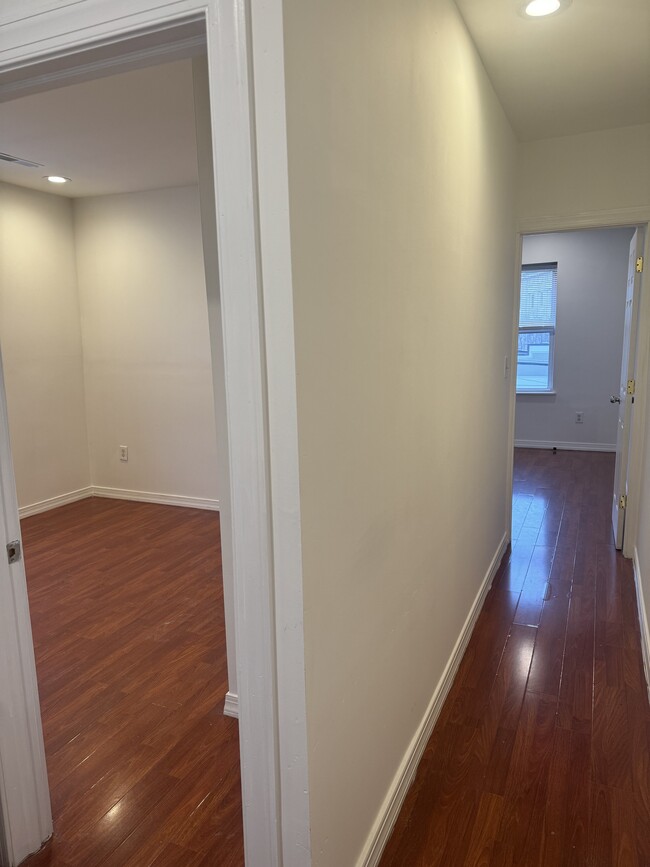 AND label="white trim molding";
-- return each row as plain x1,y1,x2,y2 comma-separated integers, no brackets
0,25,207,102
91,487,219,511
18,487,219,519
223,691,239,719
358,533,509,867
518,206,650,235
633,547,650,704
248,0,312,860
514,439,616,453
18,487,93,519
